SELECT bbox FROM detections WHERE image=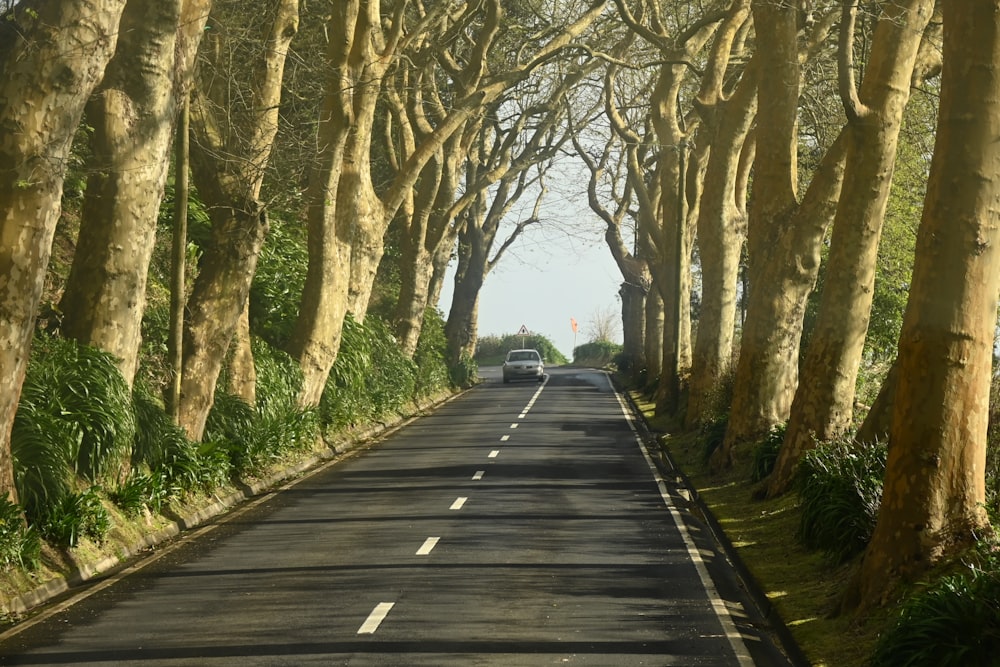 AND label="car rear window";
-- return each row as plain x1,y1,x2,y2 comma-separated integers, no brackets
508,351,539,362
